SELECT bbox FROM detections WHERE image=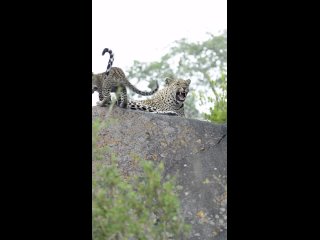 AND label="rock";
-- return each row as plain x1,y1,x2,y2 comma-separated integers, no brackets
92,106,227,240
